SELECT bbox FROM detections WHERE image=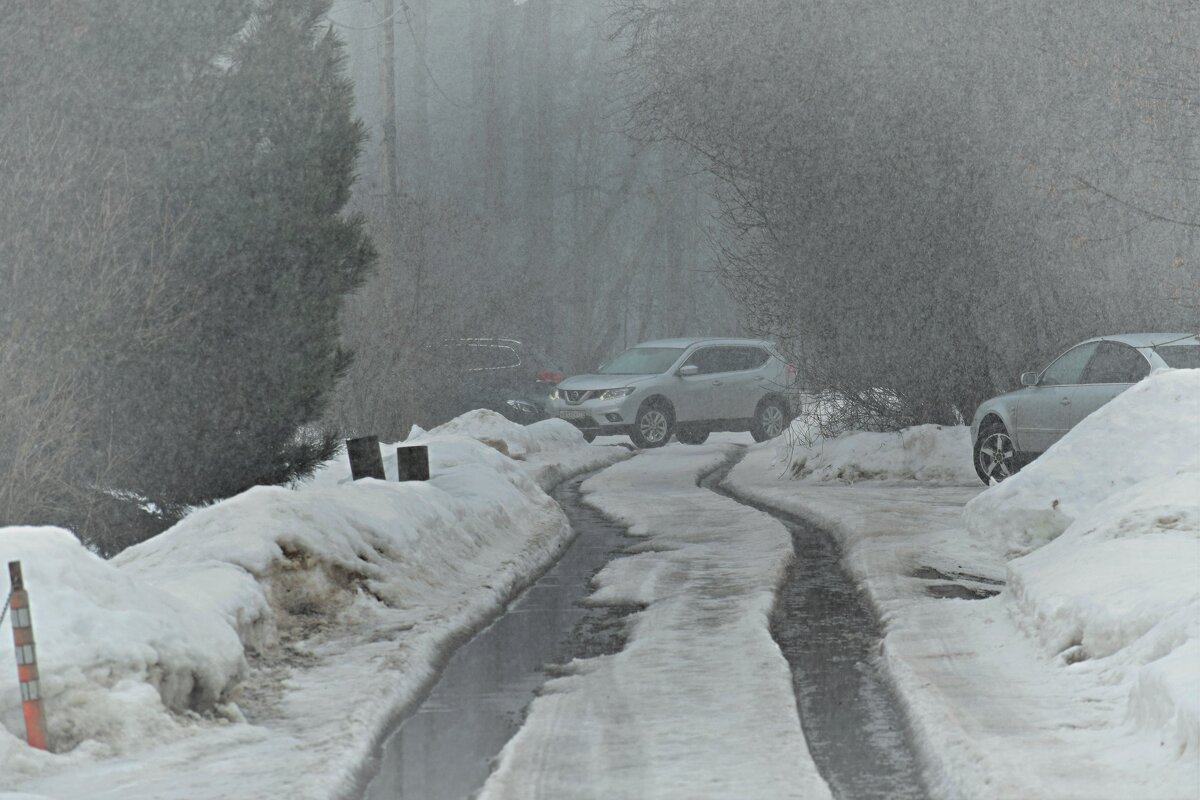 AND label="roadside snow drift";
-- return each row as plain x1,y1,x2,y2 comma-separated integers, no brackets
0,411,627,800
964,368,1200,555
967,370,1200,762
778,423,976,484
